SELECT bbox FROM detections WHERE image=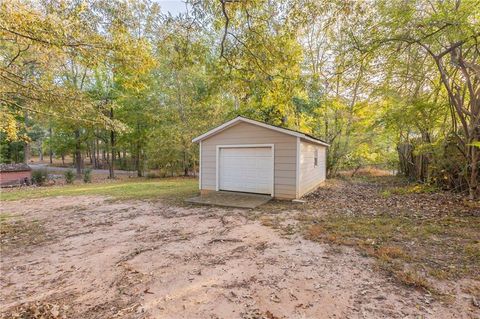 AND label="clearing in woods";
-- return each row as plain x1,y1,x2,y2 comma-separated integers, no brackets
0,176,479,318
